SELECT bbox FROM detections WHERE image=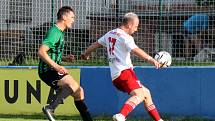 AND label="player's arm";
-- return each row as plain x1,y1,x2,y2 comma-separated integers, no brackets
131,47,161,69
62,54,75,62
38,45,68,74
81,42,103,60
